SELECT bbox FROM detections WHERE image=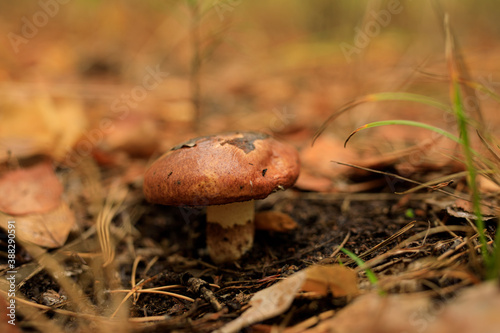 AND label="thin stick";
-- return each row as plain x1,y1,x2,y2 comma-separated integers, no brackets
333,161,470,202
189,1,202,129
330,231,350,258
341,221,416,265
